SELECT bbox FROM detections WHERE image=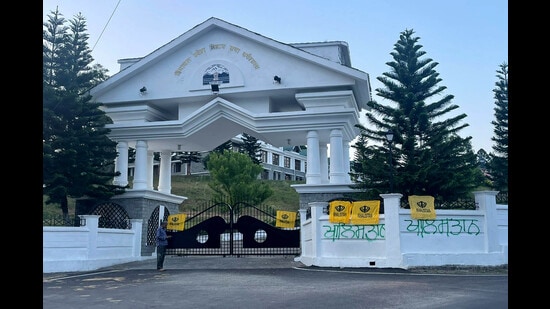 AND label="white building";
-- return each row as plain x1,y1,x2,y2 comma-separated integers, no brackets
129,138,308,181
90,17,371,202
82,17,372,256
